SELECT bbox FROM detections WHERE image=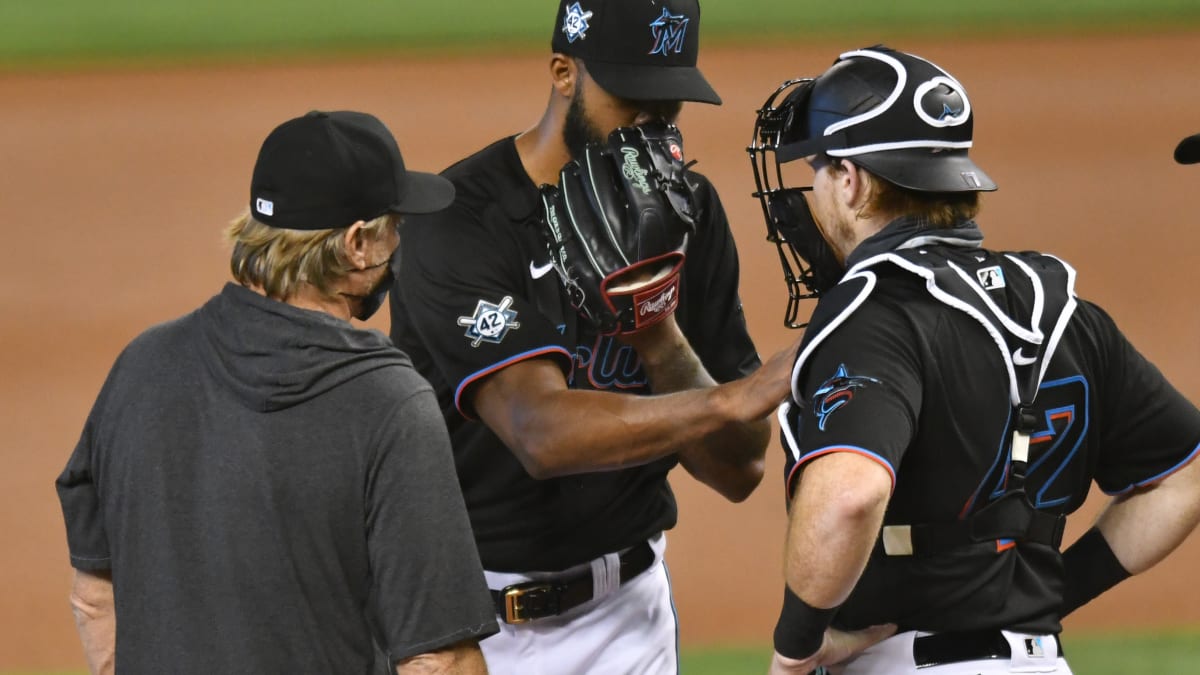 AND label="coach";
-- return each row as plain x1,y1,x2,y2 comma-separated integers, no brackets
56,111,497,674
